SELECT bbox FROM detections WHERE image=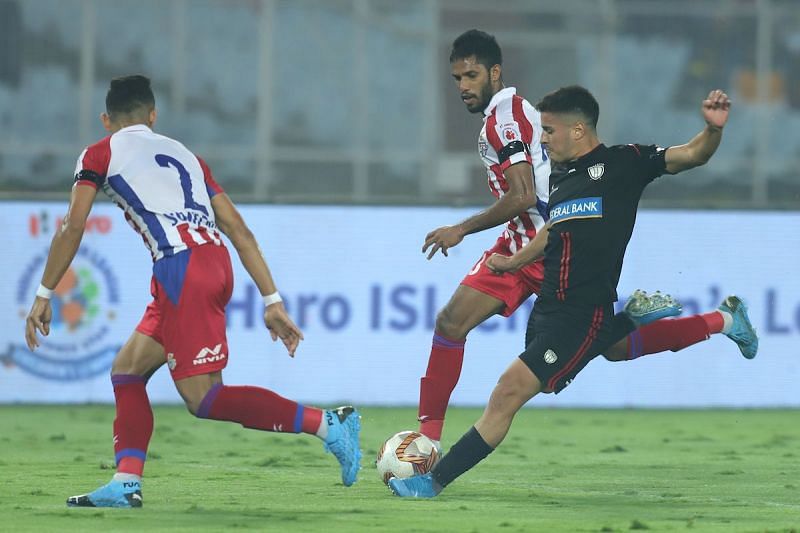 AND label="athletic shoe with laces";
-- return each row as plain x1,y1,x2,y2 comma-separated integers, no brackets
388,473,441,498
623,289,682,327
66,479,142,508
323,406,362,487
718,295,758,359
